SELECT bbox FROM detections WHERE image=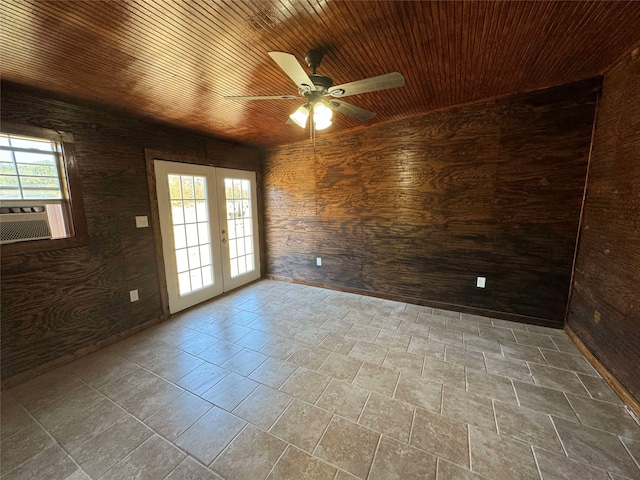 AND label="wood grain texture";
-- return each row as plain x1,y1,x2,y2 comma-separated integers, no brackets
567,49,640,403
0,1,638,148
0,83,259,380
264,79,599,323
